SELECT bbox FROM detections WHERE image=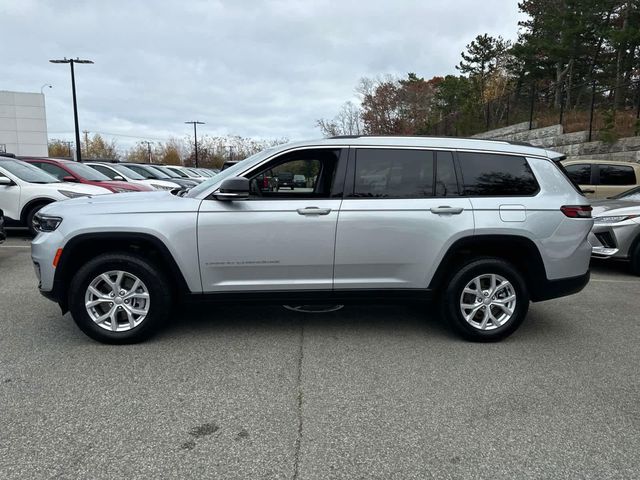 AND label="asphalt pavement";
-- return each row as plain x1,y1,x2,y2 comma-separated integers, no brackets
1,231,639,479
